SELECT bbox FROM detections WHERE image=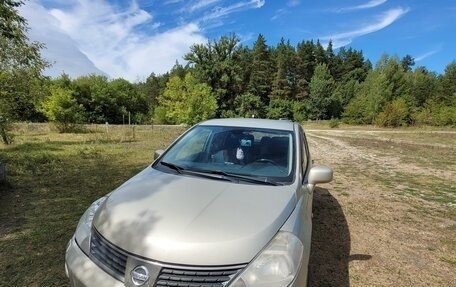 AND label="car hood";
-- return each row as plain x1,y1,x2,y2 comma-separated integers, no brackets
93,167,296,266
